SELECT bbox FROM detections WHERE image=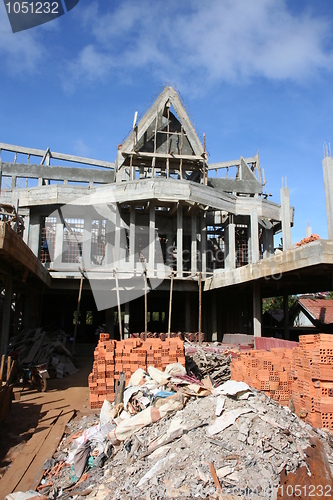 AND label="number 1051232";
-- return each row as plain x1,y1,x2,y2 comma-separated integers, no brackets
5,2,59,14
